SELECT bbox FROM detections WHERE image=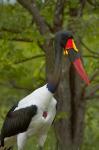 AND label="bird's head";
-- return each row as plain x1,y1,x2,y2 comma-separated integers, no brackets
54,31,90,85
